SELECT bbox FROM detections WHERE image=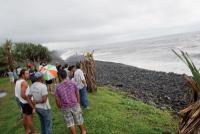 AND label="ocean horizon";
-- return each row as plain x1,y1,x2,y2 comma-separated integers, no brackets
59,32,200,75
